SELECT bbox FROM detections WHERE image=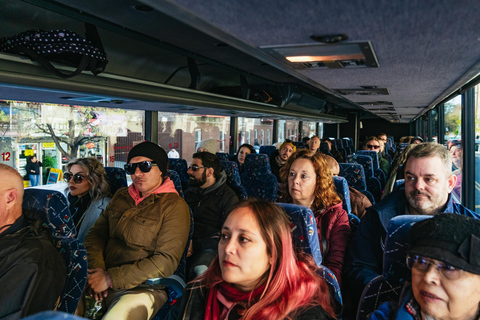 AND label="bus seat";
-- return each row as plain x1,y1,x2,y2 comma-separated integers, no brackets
220,160,248,200
356,215,430,320
168,158,189,191
320,141,333,157
276,203,343,315
339,163,367,192
259,145,276,158
393,179,405,192
333,176,352,214
360,190,376,205
349,155,383,202
167,169,184,198
22,189,87,314
241,154,277,201
149,208,194,319
105,167,127,196
354,151,386,187
215,152,229,162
